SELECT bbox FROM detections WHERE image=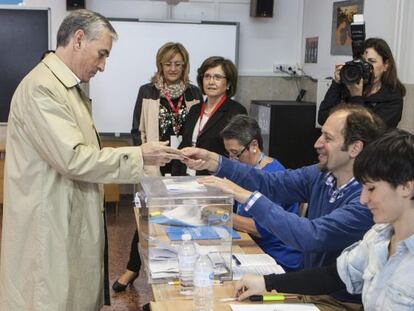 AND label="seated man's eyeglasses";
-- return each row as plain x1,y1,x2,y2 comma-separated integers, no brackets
162,61,185,68
203,73,226,82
